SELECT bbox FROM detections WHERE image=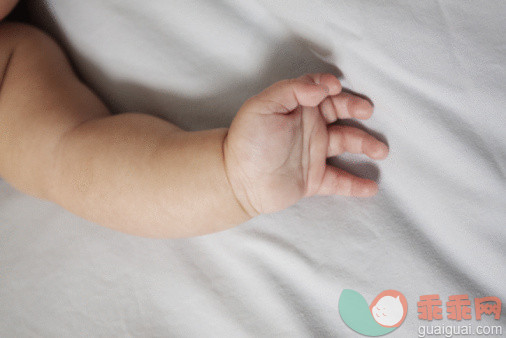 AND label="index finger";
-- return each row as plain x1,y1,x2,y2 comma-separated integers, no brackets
319,92,374,123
